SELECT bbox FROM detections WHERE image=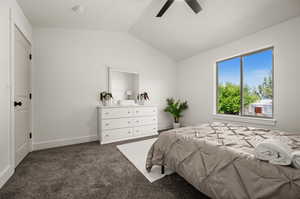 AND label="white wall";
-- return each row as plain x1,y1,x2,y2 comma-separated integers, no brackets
0,0,32,189
177,16,300,132
32,28,177,150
